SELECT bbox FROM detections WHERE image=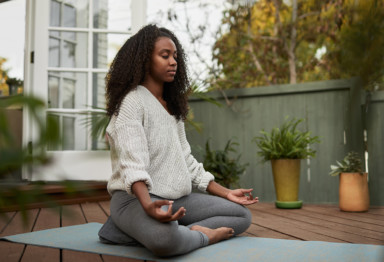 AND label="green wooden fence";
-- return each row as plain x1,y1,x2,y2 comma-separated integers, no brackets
187,78,383,205
364,91,384,206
